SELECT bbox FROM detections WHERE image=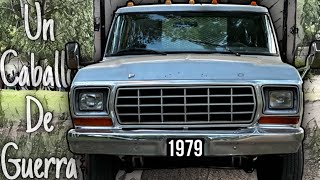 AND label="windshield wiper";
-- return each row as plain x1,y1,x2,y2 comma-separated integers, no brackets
111,48,167,56
188,40,241,56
